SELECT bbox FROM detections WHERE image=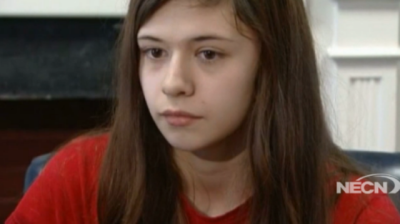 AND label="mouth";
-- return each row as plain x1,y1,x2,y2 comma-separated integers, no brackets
160,109,202,126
